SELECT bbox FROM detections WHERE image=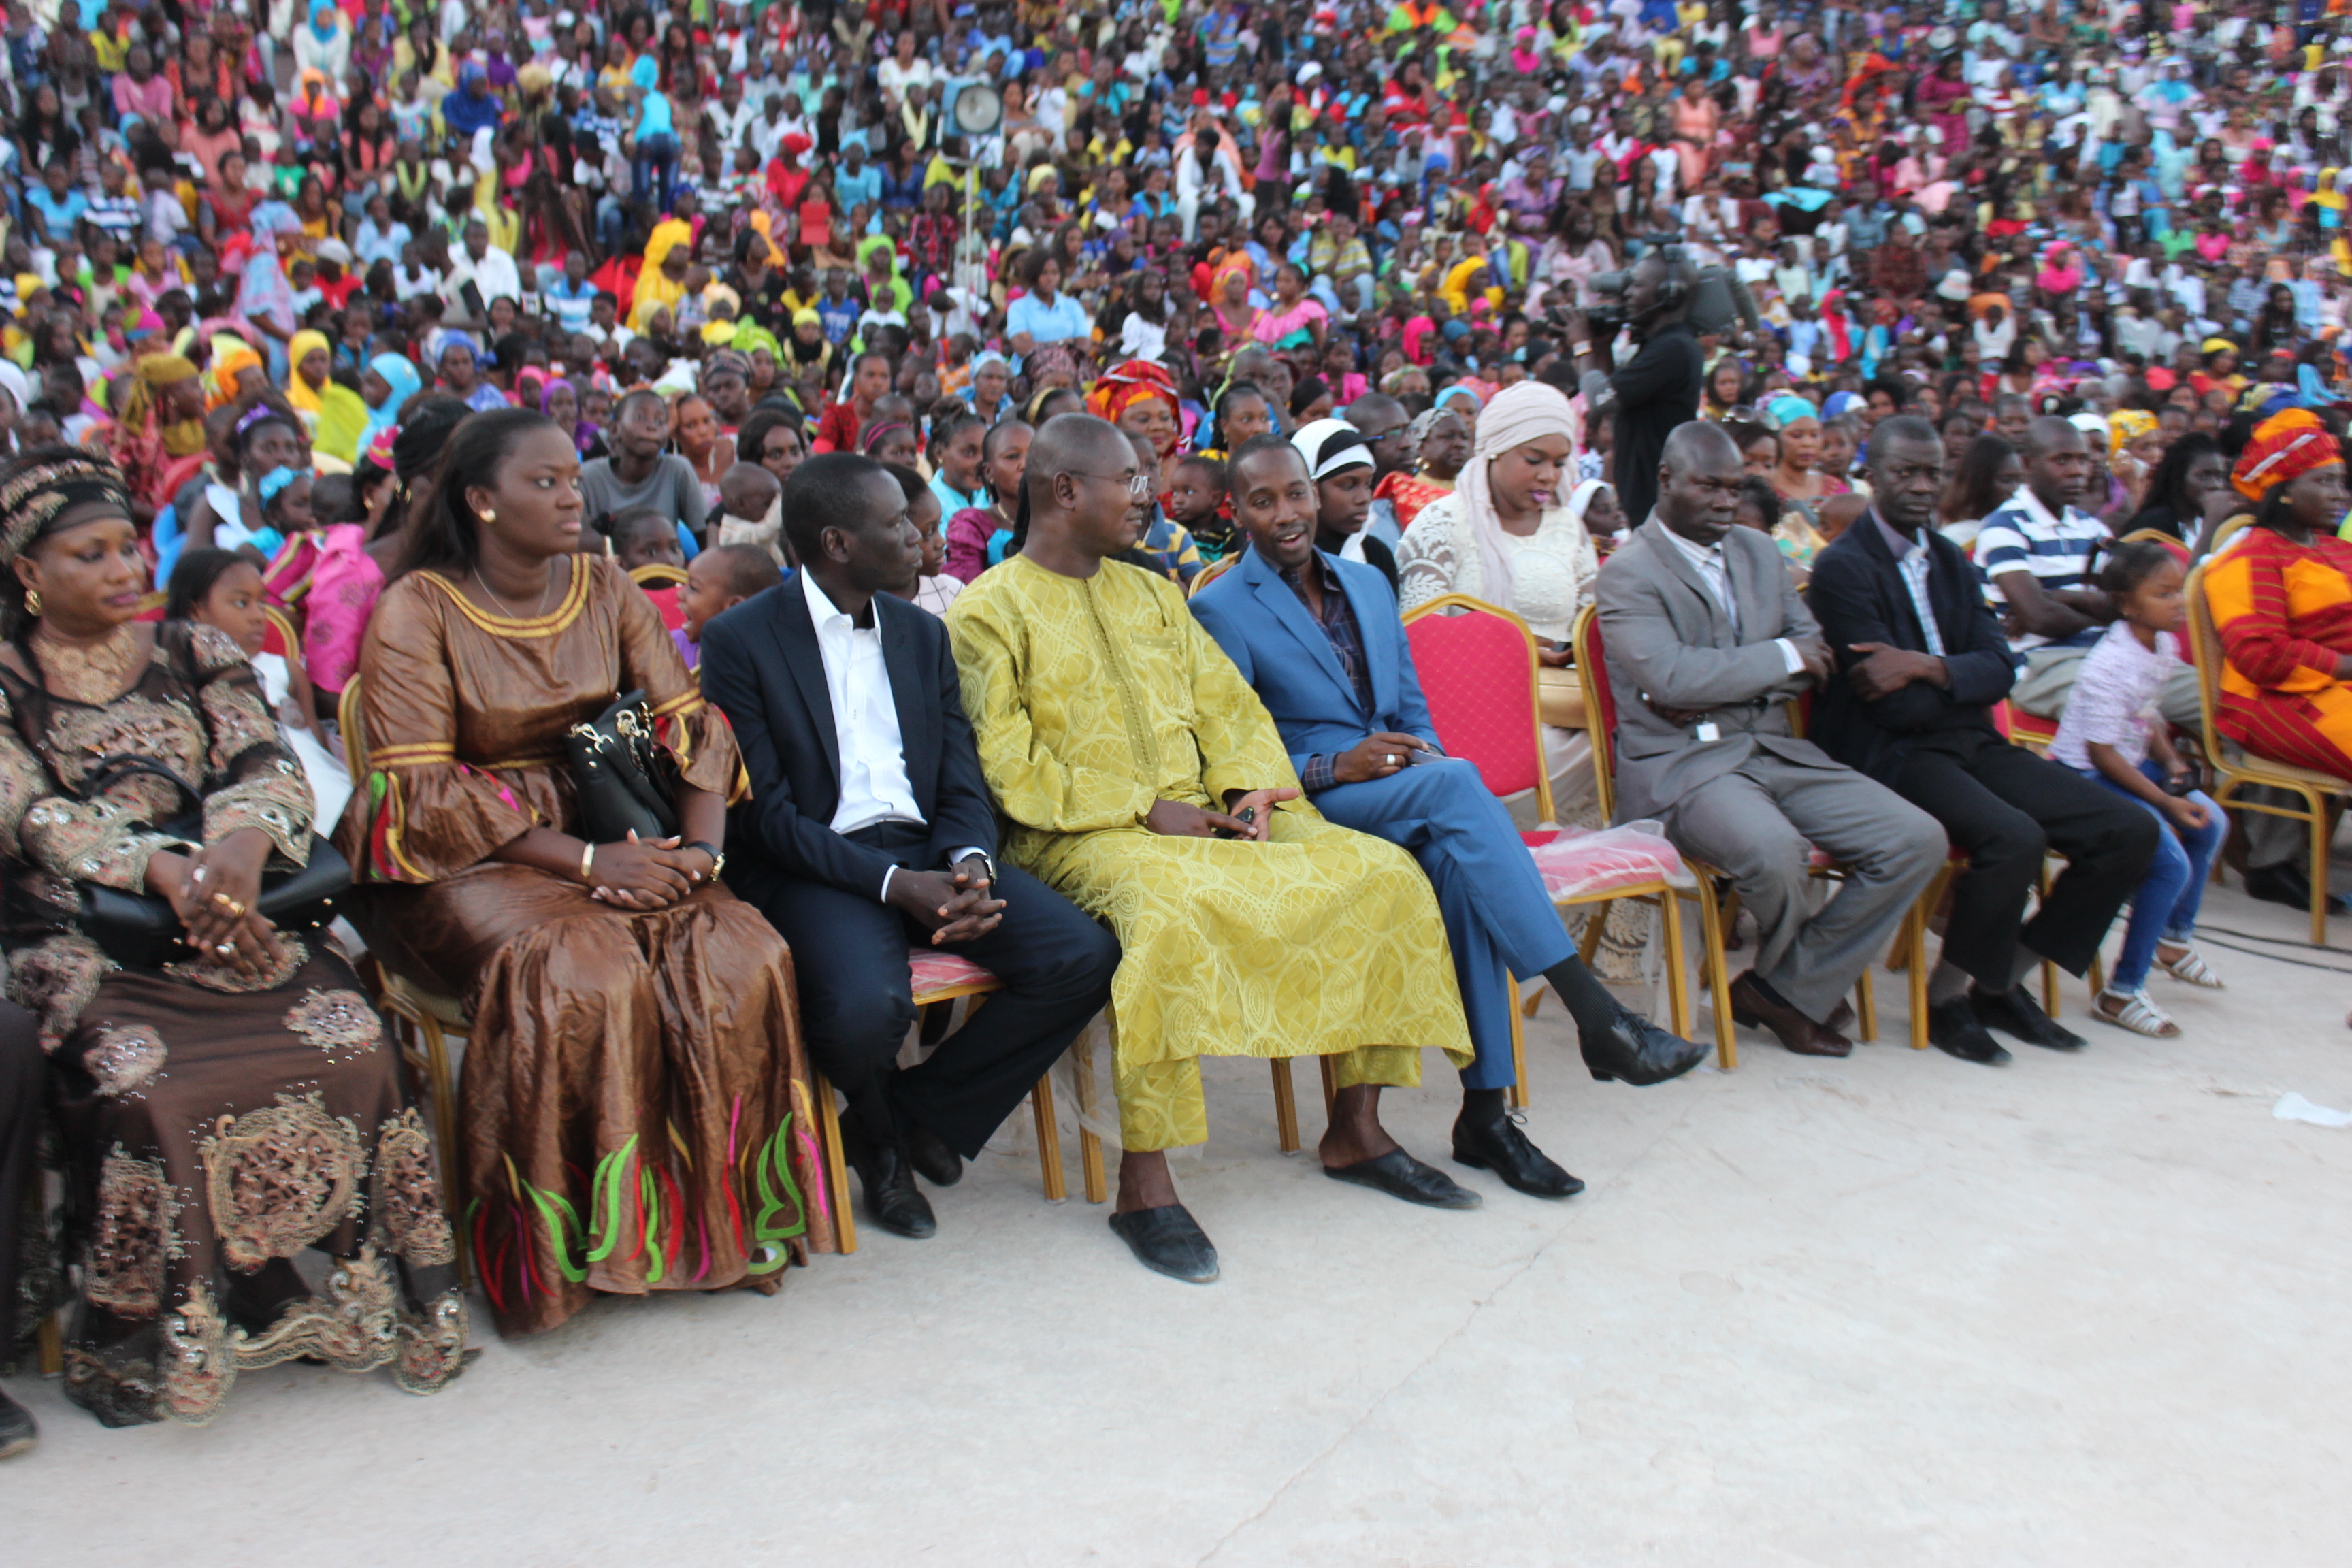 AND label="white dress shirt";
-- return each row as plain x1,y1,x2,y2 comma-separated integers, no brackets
1661,525,1805,674
802,572,983,900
